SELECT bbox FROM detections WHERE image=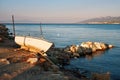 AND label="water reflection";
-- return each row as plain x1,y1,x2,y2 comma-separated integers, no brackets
85,51,105,60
